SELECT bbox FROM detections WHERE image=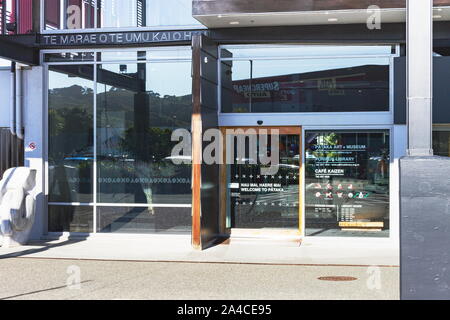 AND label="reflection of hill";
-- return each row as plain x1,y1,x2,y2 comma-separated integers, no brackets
49,85,94,161
49,85,94,113
97,88,192,129
49,85,193,128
